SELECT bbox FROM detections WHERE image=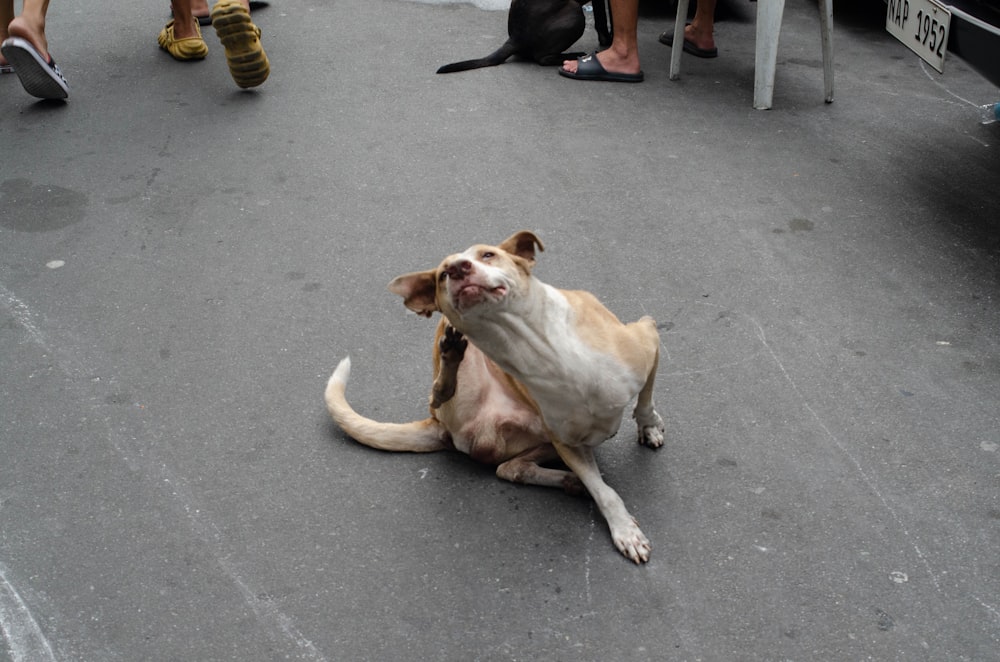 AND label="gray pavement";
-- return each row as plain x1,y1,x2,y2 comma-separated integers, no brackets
2,0,999,660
